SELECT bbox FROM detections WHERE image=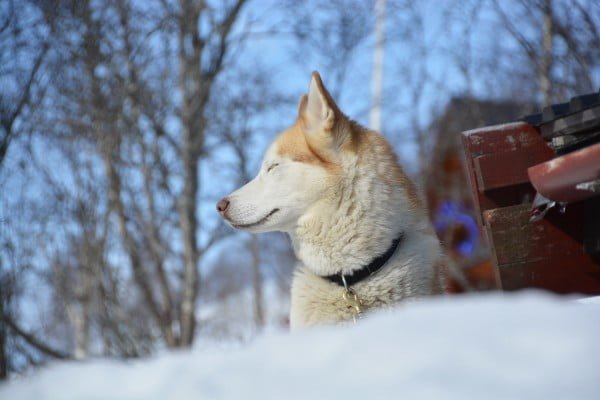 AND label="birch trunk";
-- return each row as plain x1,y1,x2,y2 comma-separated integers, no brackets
177,0,204,347
249,236,264,330
370,0,386,132
540,0,553,106
0,292,6,380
